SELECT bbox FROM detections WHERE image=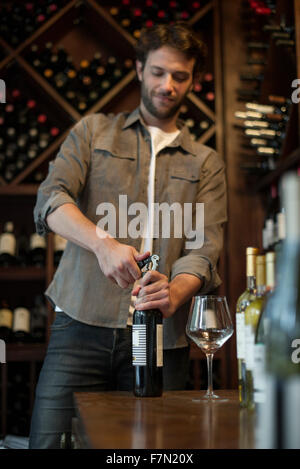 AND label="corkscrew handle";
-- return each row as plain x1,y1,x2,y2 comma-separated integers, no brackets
137,254,160,276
